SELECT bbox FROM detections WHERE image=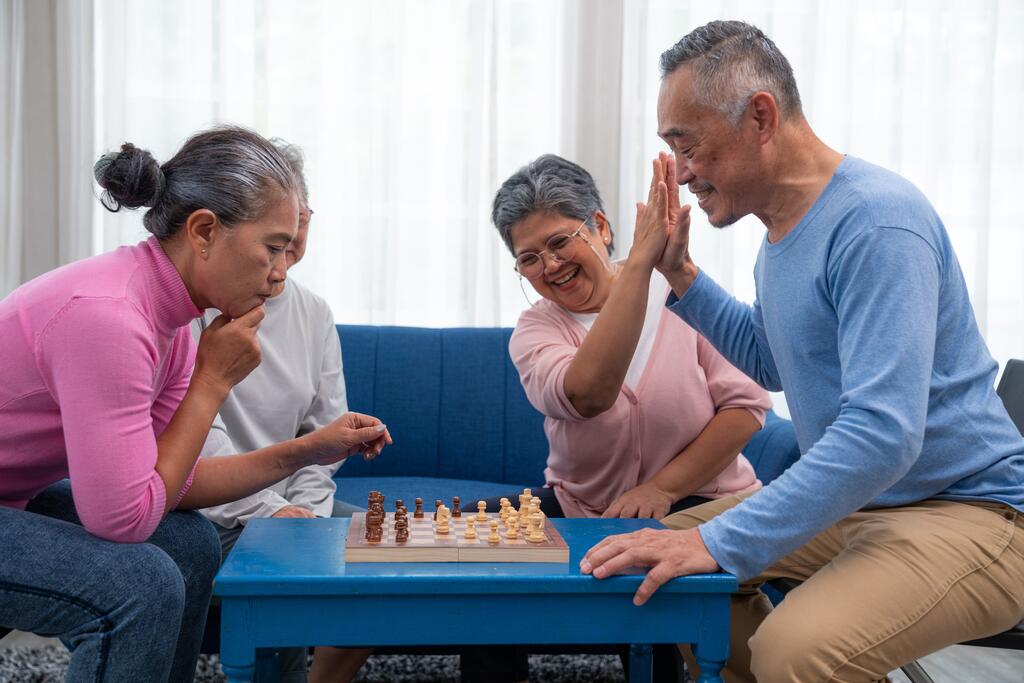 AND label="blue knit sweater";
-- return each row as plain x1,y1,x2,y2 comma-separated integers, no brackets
669,156,1024,581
